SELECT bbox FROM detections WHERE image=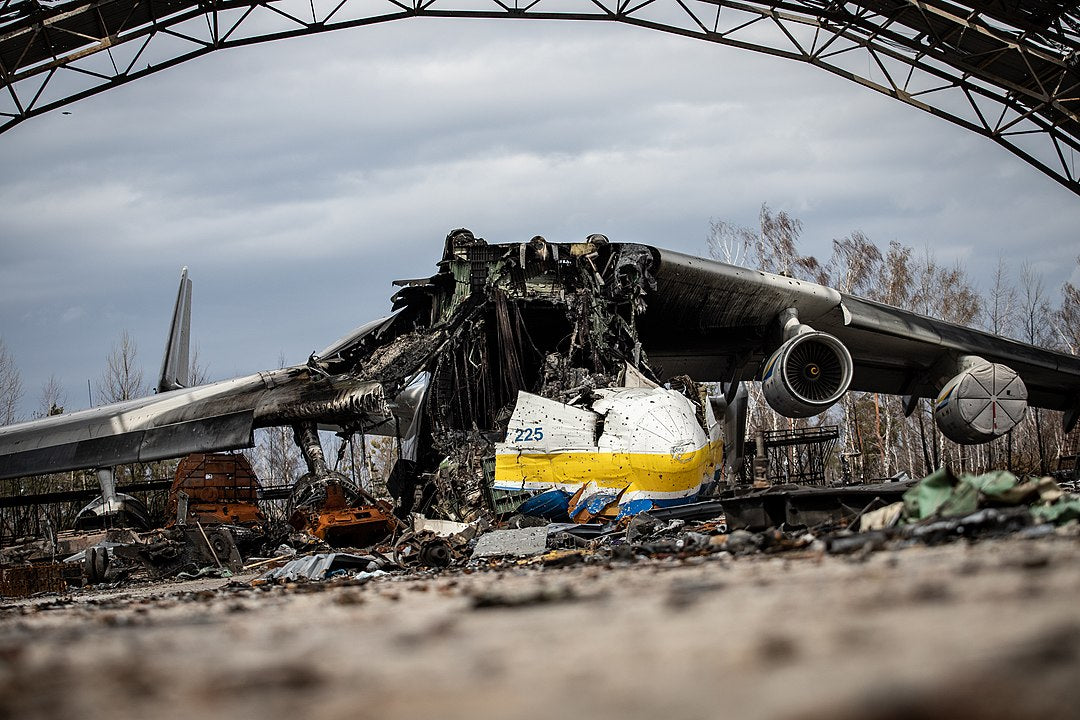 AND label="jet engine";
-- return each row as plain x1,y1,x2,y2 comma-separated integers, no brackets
761,332,853,418
934,360,1027,444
